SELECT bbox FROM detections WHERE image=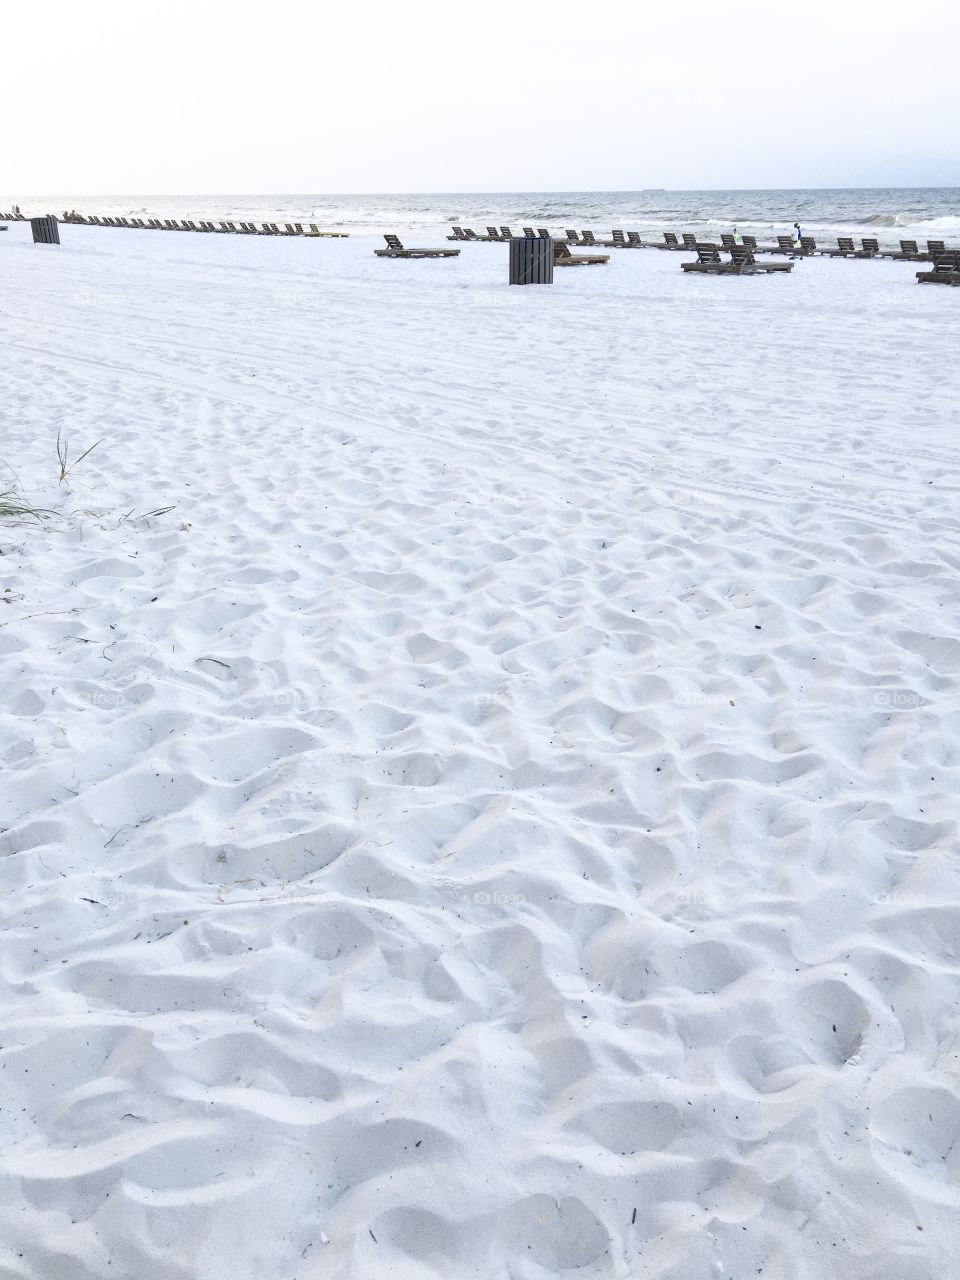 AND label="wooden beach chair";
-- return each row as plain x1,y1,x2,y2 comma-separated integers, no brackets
826,236,857,257
626,231,643,247
732,245,793,273
916,250,960,284
859,237,881,258
485,226,503,241
554,242,609,266
800,236,821,255
579,230,600,246
375,233,460,259
611,230,628,247
720,233,734,250
565,229,580,244
662,232,681,250
462,228,481,239
926,240,946,259
522,226,536,237
448,226,468,240
499,226,514,239
537,228,551,238
888,239,923,260
682,246,727,273
682,233,698,250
